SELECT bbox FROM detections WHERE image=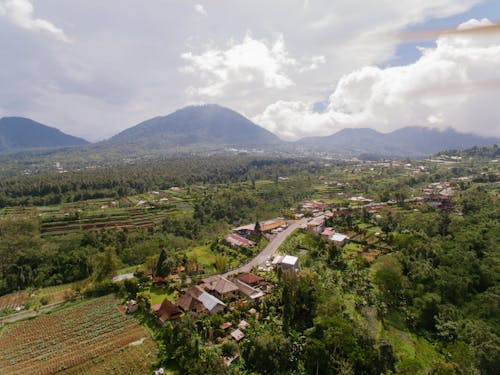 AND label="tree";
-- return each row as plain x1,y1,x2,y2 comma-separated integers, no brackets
282,271,320,332
242,329,292,374
214,254,229,273
155,249,176,278
373,255,406,307
93,246,119,282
